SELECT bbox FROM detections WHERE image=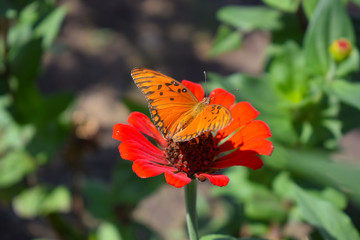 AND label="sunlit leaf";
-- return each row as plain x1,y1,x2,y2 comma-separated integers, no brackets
97,222,123,240
41,186,71,214
321,187,347,210
13,186,45,218
217,6,282,31
0,151,35,187
12,186,72,218
262,0,301,12
269,41,308,104
35,6,67,49
210,25,243,57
